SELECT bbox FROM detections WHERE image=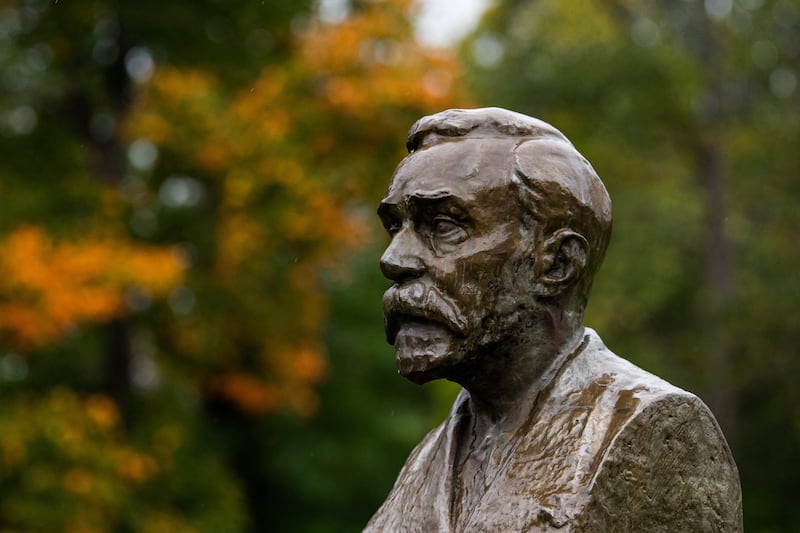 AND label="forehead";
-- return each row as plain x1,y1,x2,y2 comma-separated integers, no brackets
383,137,518,205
